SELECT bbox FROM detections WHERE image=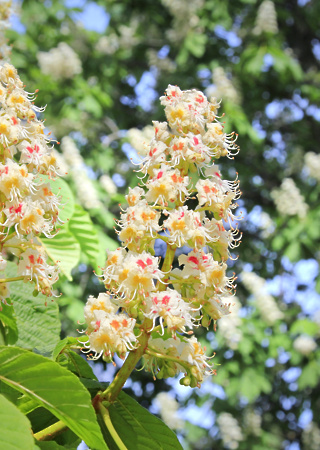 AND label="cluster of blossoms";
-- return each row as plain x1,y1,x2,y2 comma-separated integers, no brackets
302,422,320,450
243,409,262,437
271,178,308,219
37,42,82,81
60,136,102,210
95,19,140,56
218,296,242,349
293,334,317,356
217,412,244,449
147,49,176,74
127,125,155,155
252,0,278,36
206,67,241,106
161,0,204,42
0,63,63,300
154,392,184,431
82,85,241,387
304,151,320,182
0,0,13,61
241,271,283,325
